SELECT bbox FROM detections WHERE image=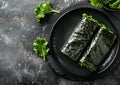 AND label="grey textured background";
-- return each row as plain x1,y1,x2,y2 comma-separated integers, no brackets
0,0,120,85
